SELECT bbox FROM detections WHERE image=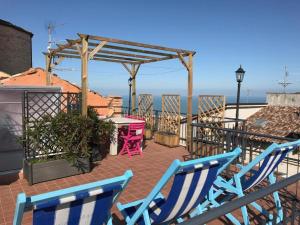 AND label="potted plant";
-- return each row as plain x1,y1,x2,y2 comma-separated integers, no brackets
23,111,93,185
88,108,115,162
